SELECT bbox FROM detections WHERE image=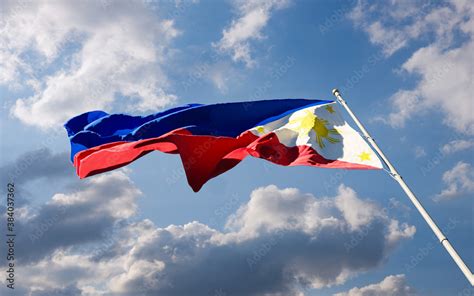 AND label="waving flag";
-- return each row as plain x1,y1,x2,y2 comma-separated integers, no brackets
65,99,383,191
